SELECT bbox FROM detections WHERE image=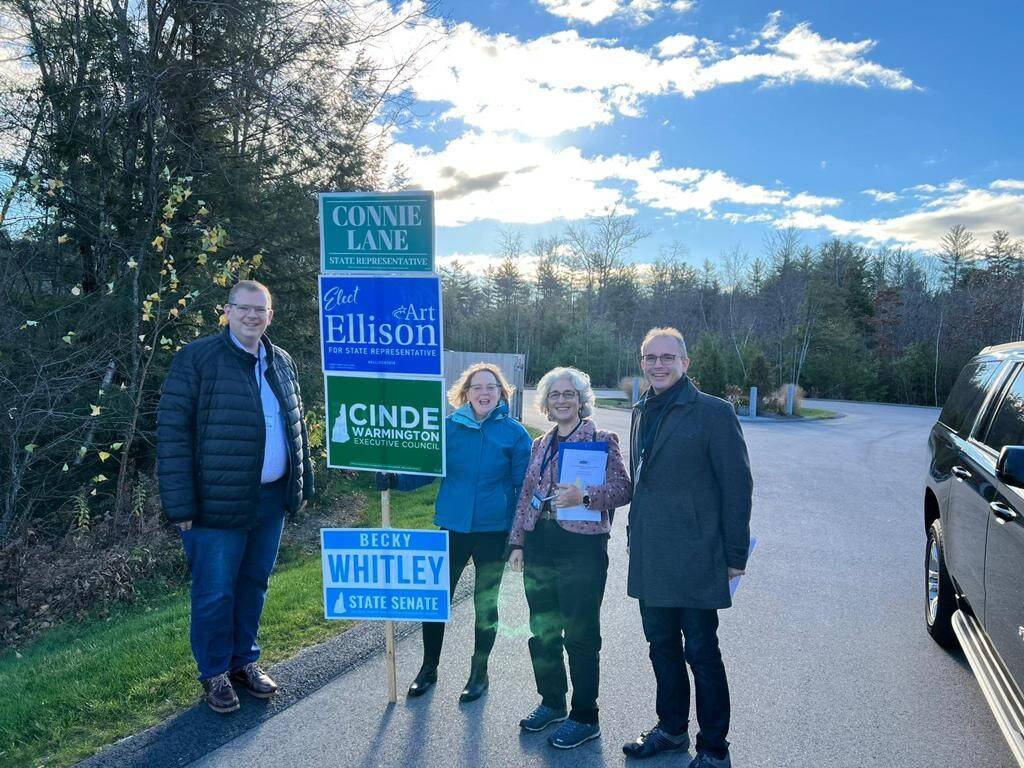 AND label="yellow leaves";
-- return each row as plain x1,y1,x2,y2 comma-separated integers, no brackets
98,451,111,462
168,308,179,319
62,331,75,344
78,446,87,459
218,314,229,327
147,292,160,302
20,320,38,330
177,298,187,307
24,444,37,454
213,273,228,287
197,206,210,217
110,442,123,451
127,258,138,270
197,253,208,266
71,285,81,296
62,463,69,472
160,336,173,346
90,404,102,416
107,281,114,294
160,223,172,237
92,474,108,483
152,235,164,252
58,234,70,244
